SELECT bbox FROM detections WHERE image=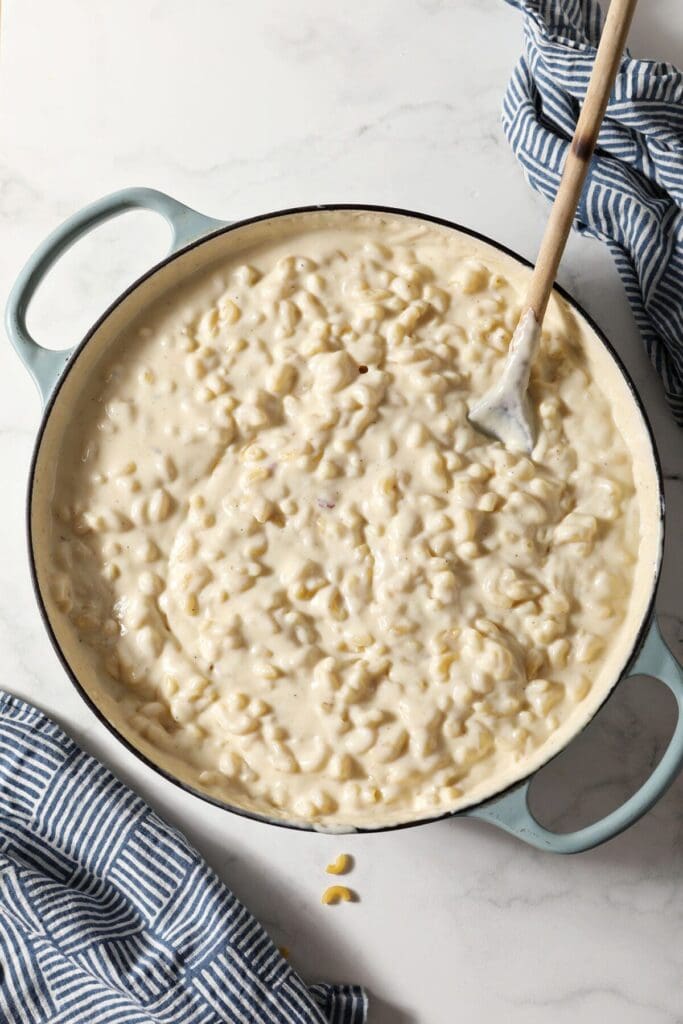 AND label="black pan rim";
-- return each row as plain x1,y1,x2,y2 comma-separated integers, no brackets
25,201,666,835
